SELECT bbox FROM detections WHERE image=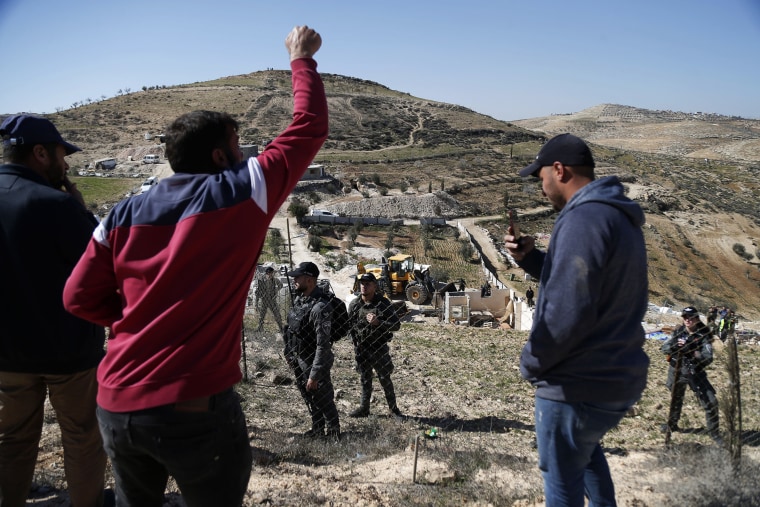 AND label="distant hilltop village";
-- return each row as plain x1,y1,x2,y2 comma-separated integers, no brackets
548,104,748,122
